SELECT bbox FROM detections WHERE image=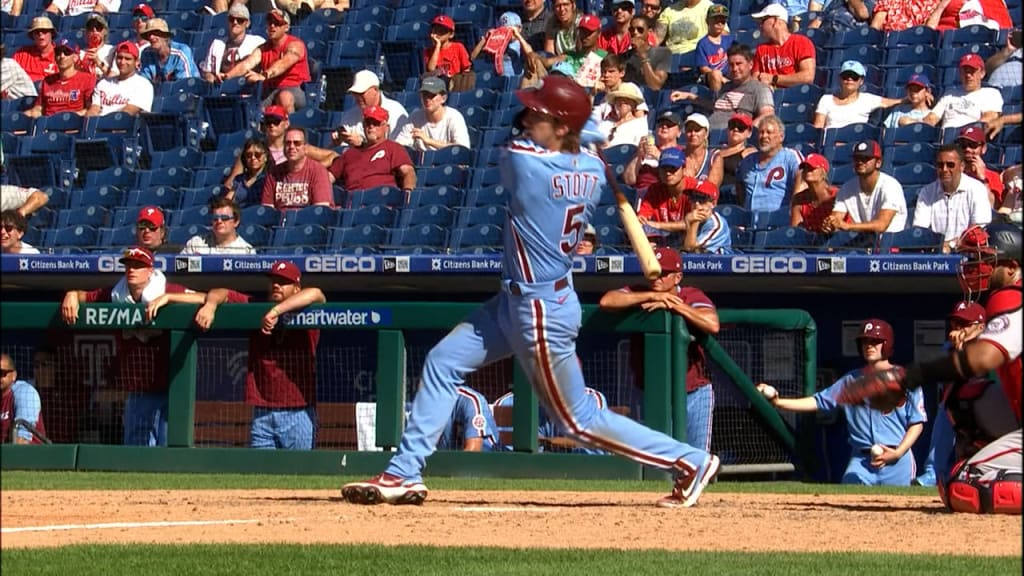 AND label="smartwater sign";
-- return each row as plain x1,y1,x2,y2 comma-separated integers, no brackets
281,307,392,328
